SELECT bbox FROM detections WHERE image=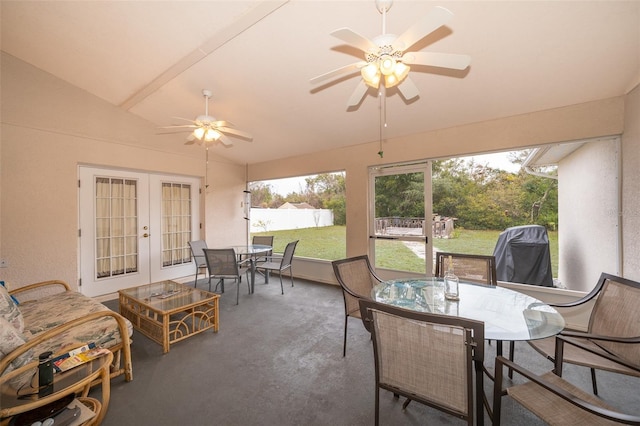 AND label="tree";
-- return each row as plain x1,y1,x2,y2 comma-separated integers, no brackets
248,182,274,208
